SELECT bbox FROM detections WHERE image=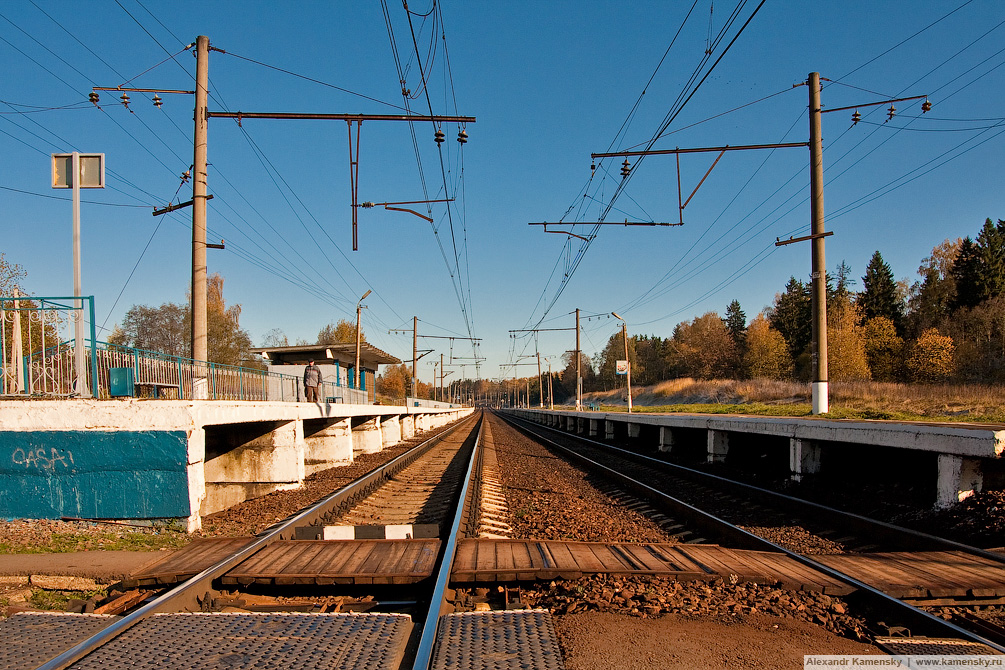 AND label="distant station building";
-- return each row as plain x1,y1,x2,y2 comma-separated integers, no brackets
251,343,401,404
